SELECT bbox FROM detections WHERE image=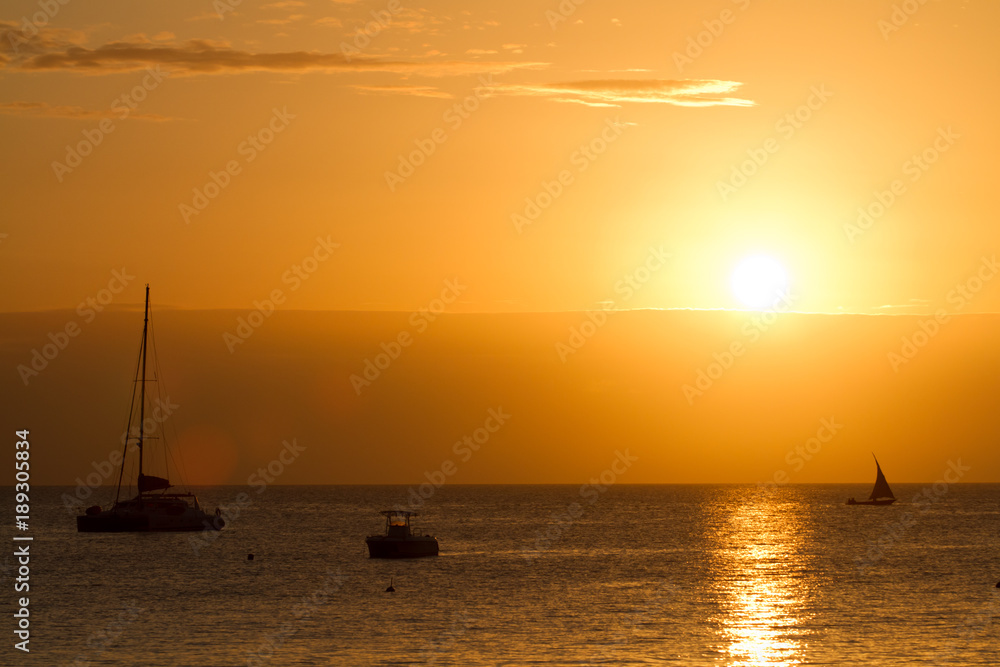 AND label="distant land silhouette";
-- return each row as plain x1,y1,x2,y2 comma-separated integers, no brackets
3,309,998,485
